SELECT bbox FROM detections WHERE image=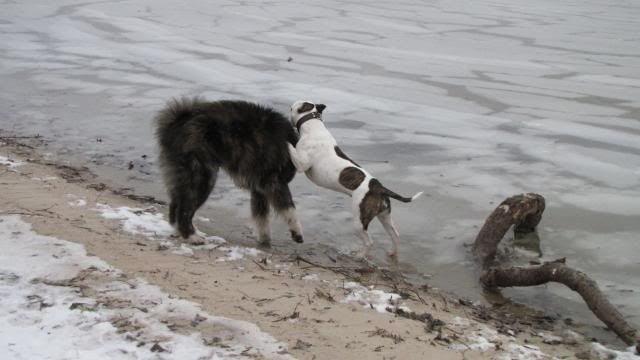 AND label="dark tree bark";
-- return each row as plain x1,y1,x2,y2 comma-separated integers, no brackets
474,193,638,347
472,193,545,268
